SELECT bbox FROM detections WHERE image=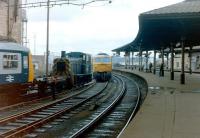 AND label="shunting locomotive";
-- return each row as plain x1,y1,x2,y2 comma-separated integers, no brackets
65,51,92,86
93,53,112,81
51,51,92,89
